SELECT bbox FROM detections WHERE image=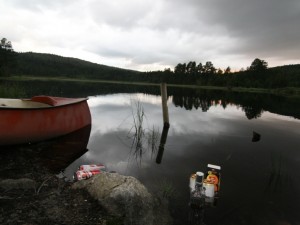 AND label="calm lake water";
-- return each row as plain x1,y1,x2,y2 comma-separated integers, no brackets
2,81,300,224
65,92,299,225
